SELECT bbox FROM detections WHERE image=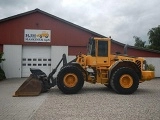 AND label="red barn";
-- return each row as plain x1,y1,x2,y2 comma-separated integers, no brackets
0,9,159,78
